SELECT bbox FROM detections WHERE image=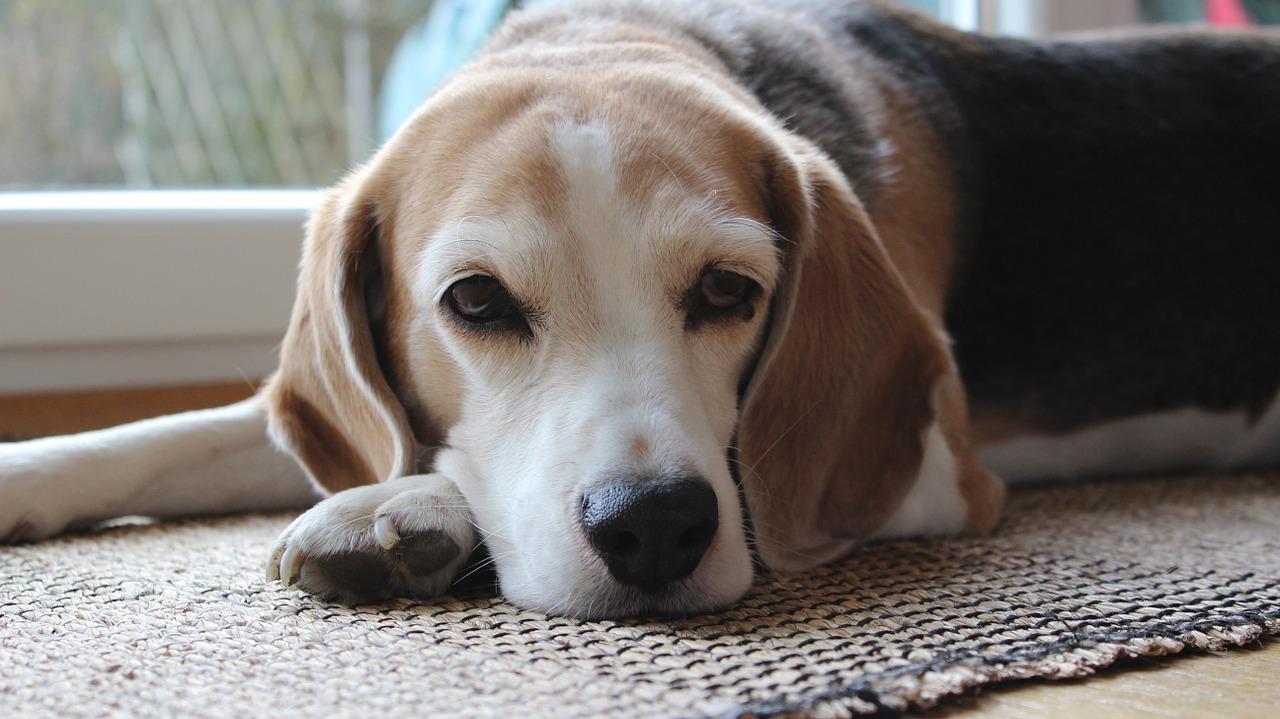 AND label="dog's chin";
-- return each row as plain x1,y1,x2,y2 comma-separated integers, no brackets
496,547,756,620
501,577,753,620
